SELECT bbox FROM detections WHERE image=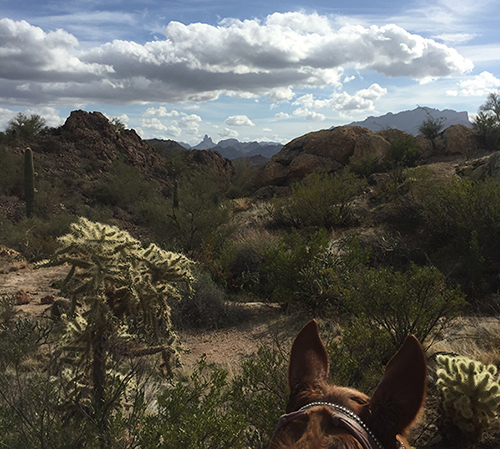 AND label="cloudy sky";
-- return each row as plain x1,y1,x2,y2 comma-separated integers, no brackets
1,0,499,145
